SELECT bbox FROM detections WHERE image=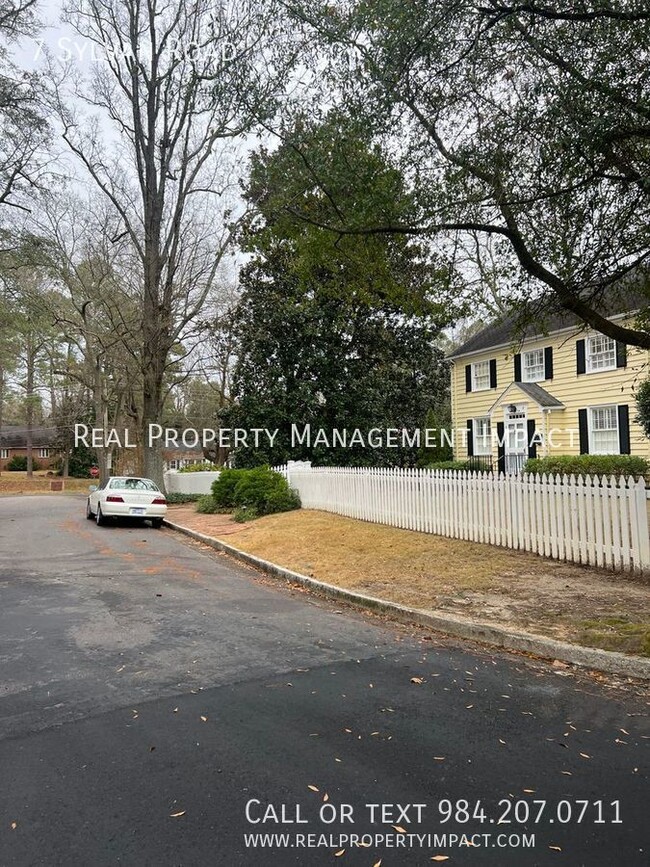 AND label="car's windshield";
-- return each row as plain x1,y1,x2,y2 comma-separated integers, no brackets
109,478,160,492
